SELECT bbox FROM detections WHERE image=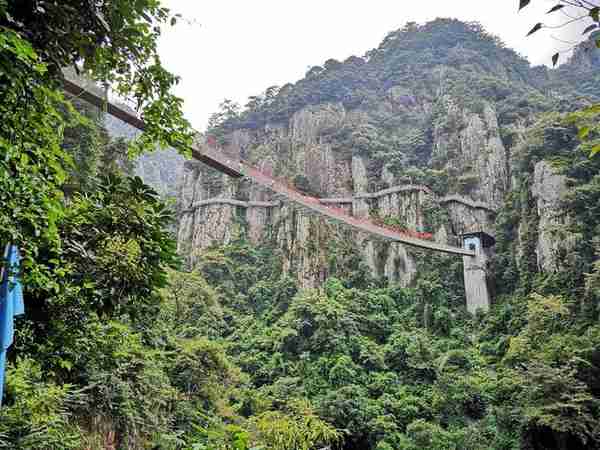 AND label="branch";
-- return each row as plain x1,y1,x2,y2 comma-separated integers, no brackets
561,0,593,11
577,0,600,9
543,14,591,29
550,34,579,45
